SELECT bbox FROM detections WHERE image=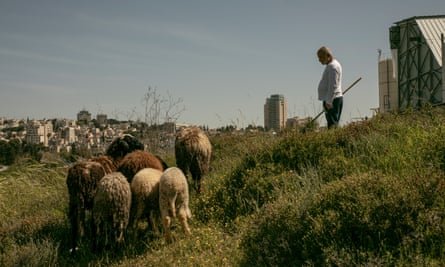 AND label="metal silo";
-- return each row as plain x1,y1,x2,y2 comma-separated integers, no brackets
378,51,398,113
